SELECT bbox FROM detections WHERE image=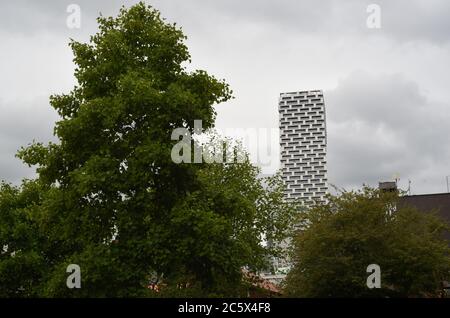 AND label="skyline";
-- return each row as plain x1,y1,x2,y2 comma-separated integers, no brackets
1,0,450,194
